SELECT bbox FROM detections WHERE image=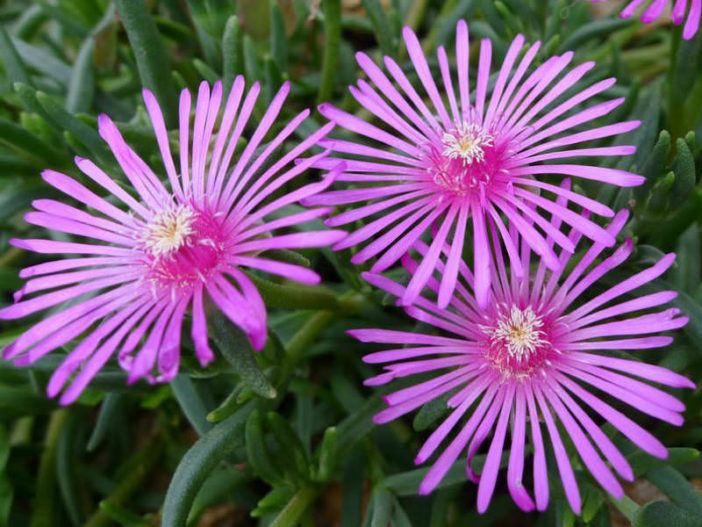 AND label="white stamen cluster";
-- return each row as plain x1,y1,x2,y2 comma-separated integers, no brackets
441,122,494,165
487,306,546,362
141,204,195,257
